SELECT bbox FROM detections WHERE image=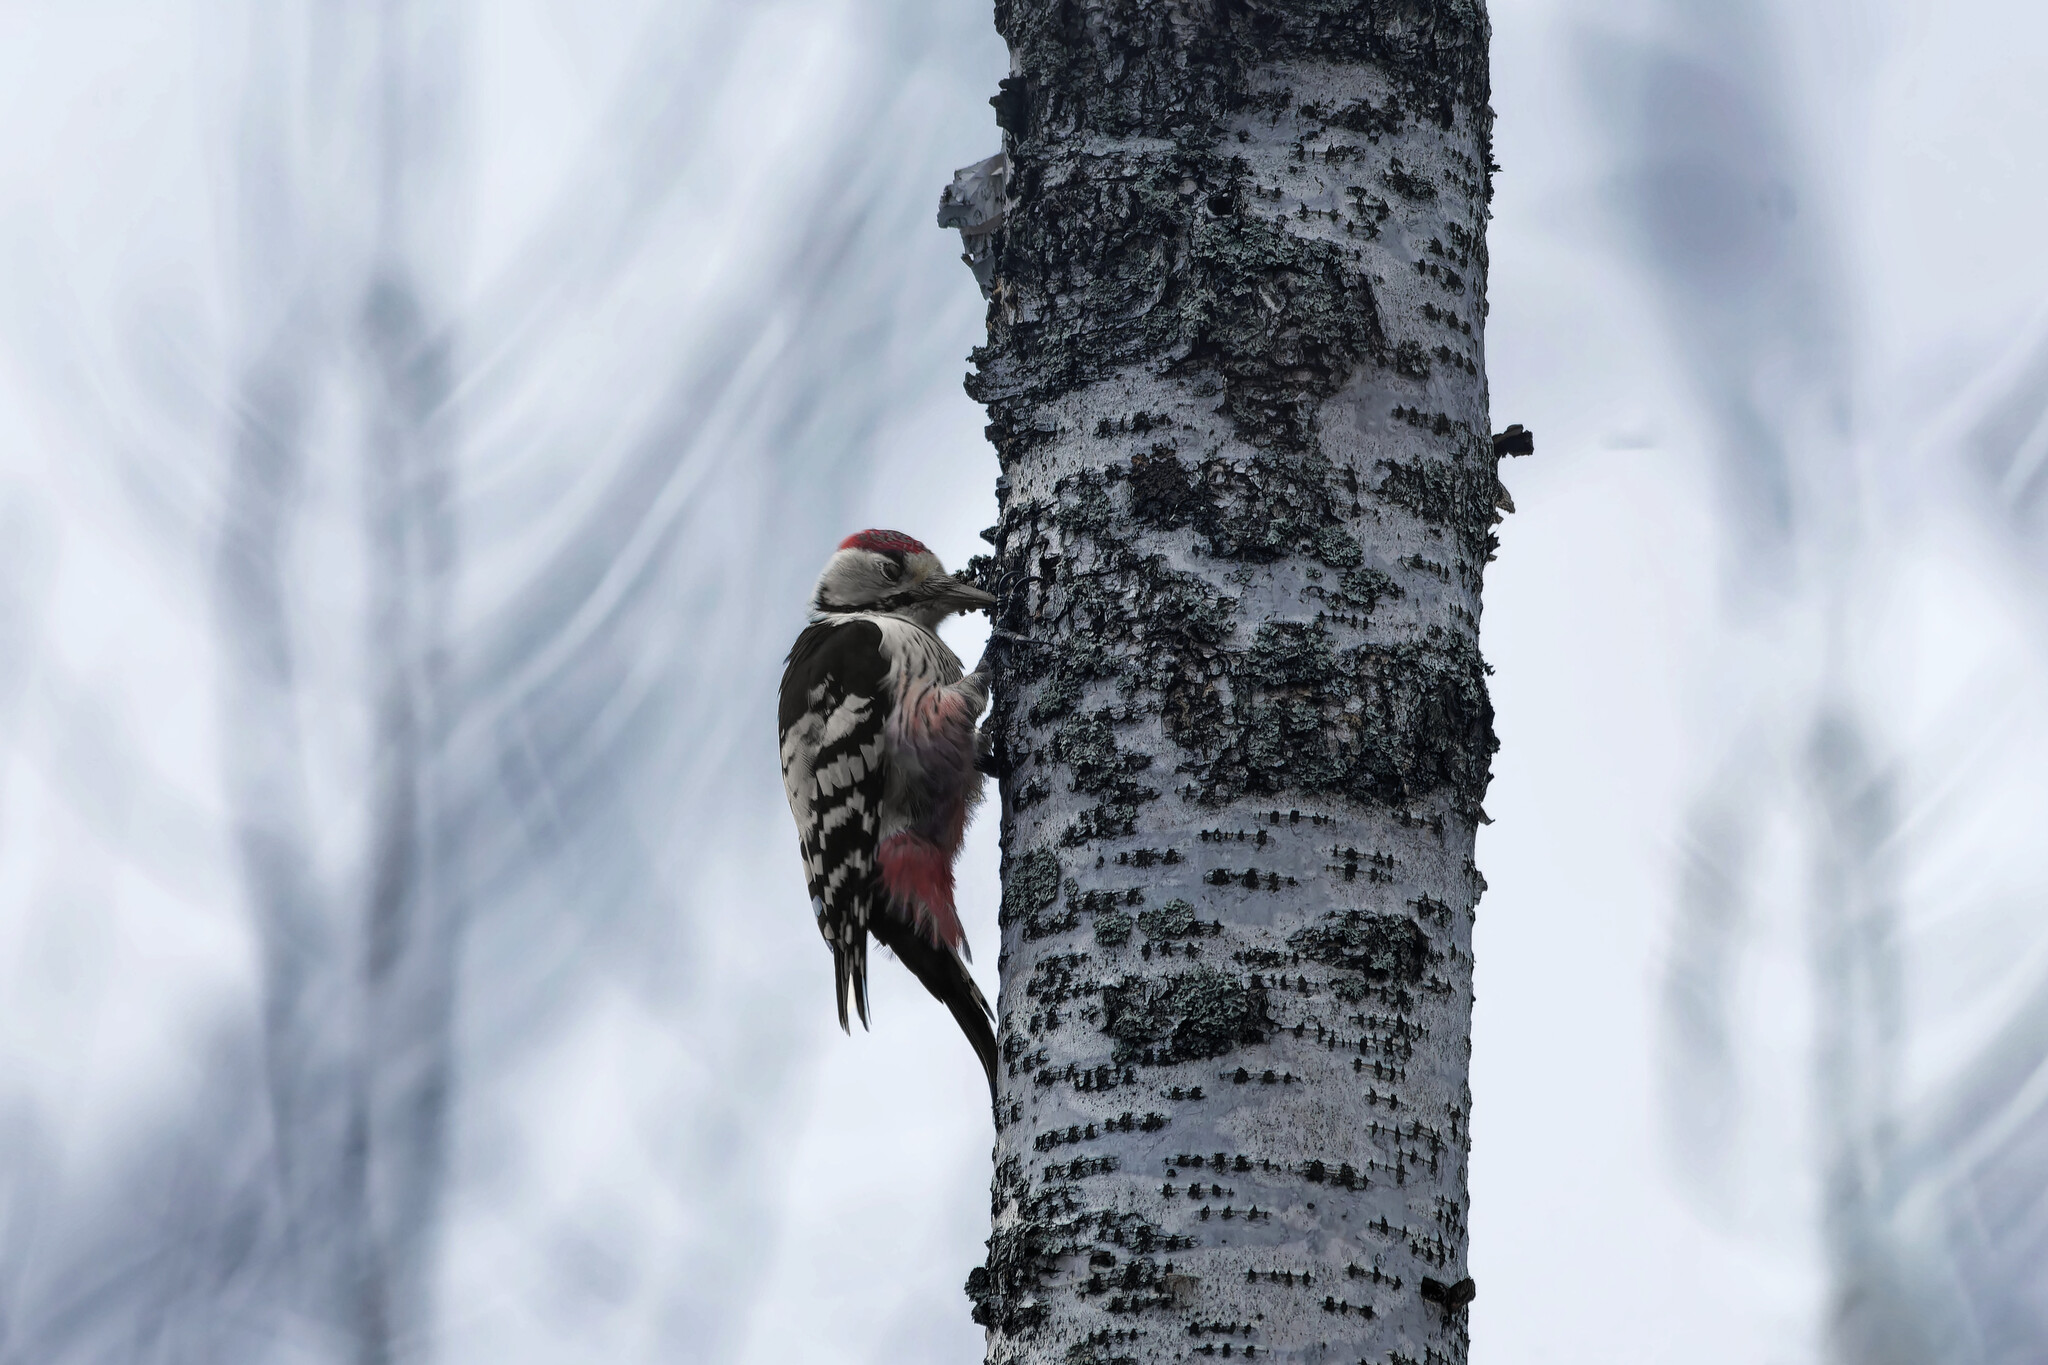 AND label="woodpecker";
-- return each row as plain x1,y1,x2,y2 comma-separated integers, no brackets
779,529,1000,1103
